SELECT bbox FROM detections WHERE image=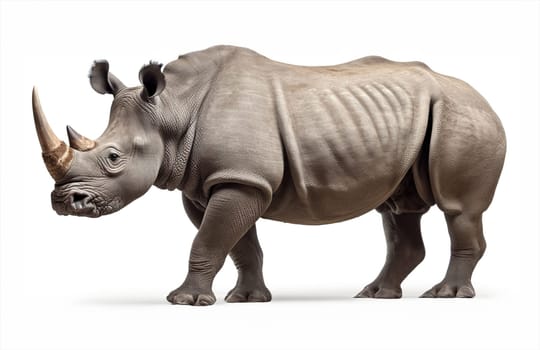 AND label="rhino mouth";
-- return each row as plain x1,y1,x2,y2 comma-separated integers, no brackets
51,187,123,218
52,190,100,217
